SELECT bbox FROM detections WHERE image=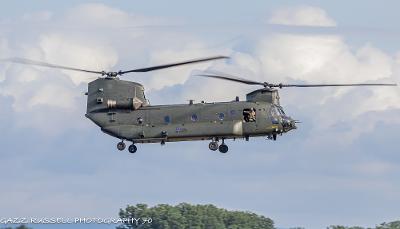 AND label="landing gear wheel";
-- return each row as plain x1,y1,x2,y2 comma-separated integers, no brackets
128,144,137,153
117,141,126,151
209,141,219,151
219,144,228,153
